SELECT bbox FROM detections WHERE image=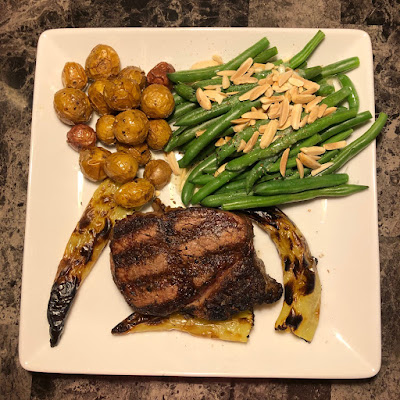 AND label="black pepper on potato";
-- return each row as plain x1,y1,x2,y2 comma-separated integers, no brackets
140,84,175,119
118,66,147,90
62,62,88,90
54,88,93,125
88,80,113,116
104,78,141,111
103,151,139,184
85,44,121,80
113,109,149,145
